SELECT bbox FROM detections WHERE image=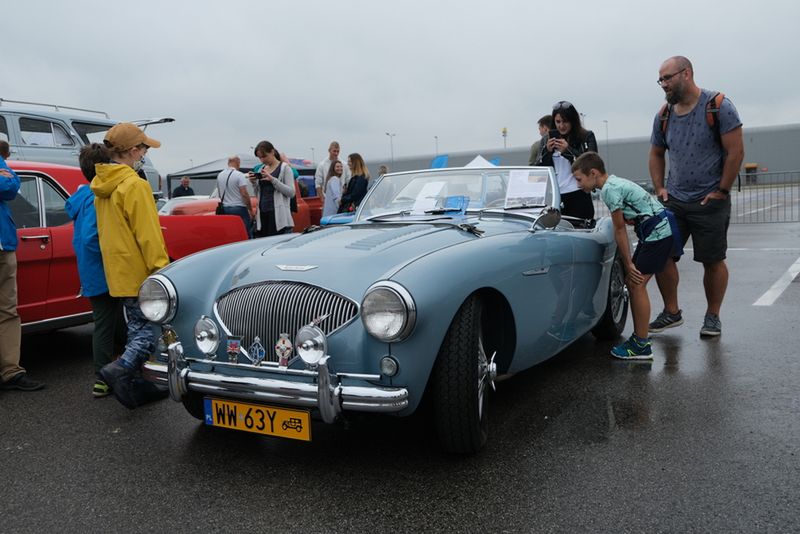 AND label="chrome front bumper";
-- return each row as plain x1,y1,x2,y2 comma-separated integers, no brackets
142,341,409,424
